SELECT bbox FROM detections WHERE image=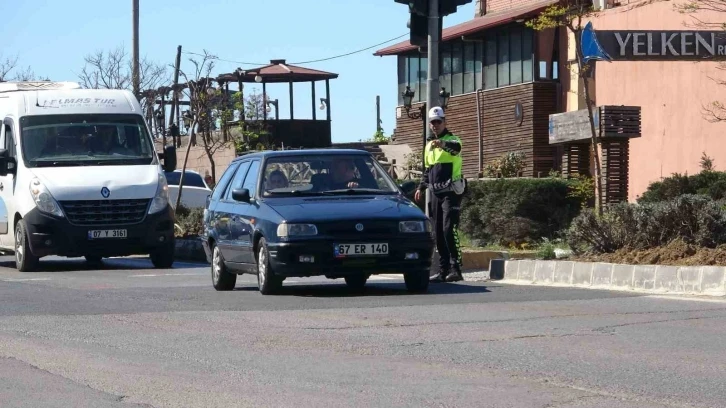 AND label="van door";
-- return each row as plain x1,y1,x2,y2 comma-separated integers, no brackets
0,118,18,248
